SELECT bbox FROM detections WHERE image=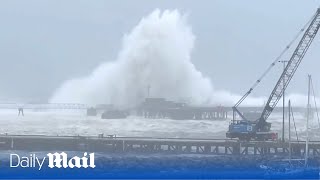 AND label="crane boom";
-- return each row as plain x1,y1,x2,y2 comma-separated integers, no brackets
257,8,320,130
227,8,320,141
